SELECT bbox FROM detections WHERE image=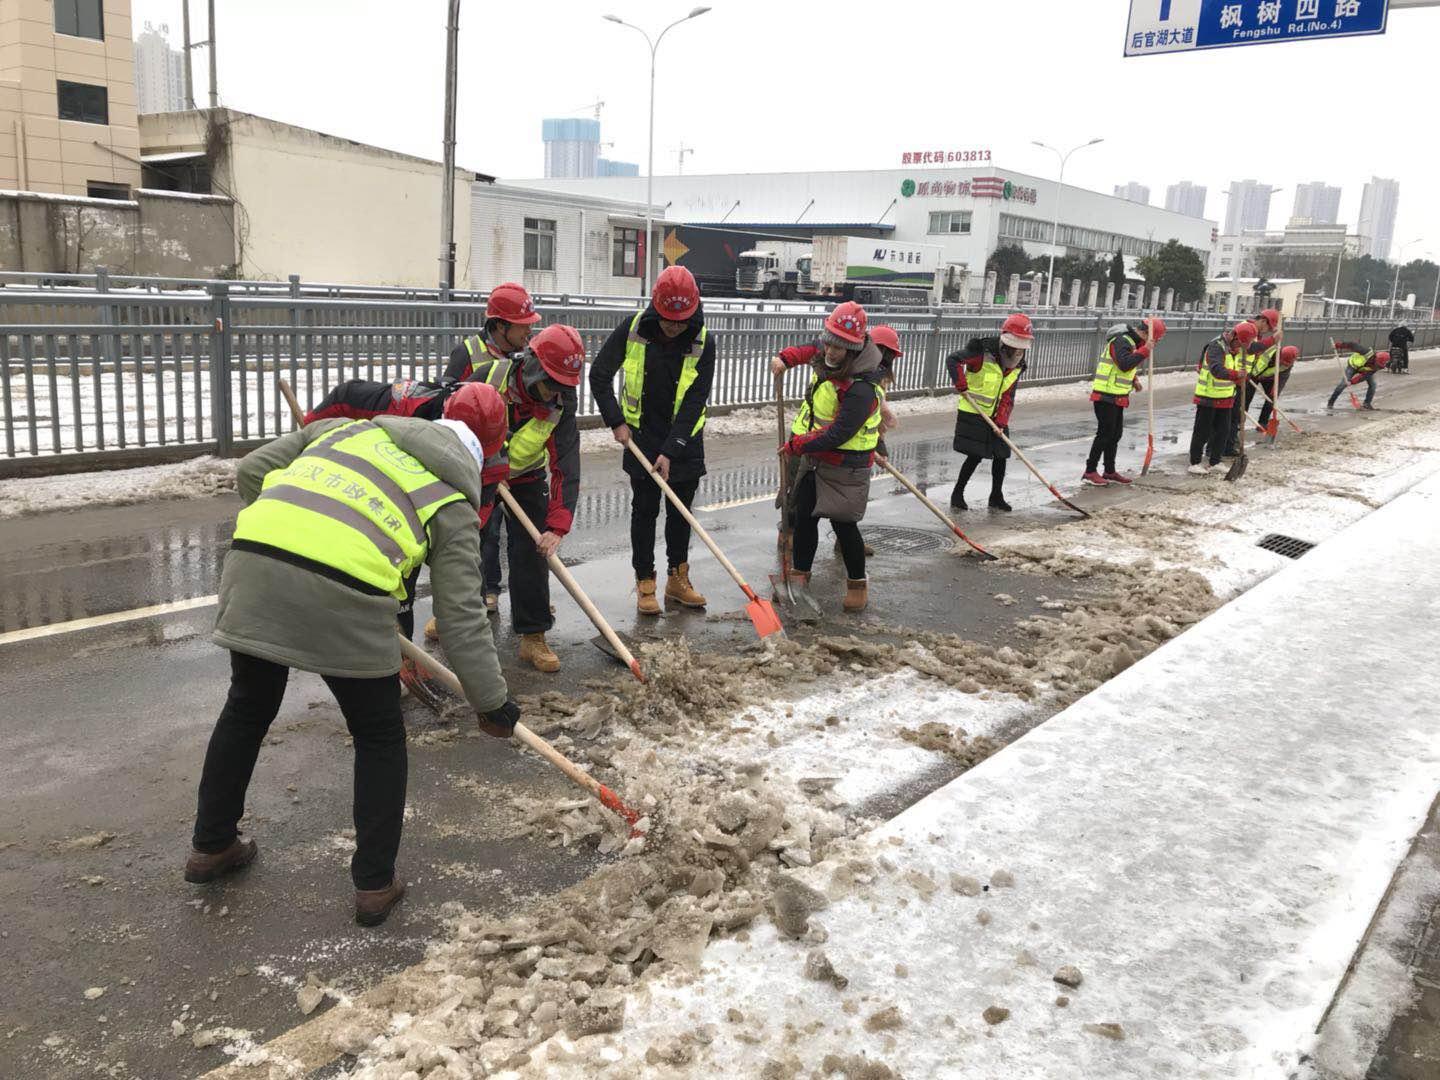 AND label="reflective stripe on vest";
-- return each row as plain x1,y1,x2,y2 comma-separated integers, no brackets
957,358,1020,417
1251,344,1278,378
1091,333,1141,397
1194,338,1241,400
231,420,465,599
1348,352,1369,371
791,375,881,452
620,313,708,436
477,359,560,478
